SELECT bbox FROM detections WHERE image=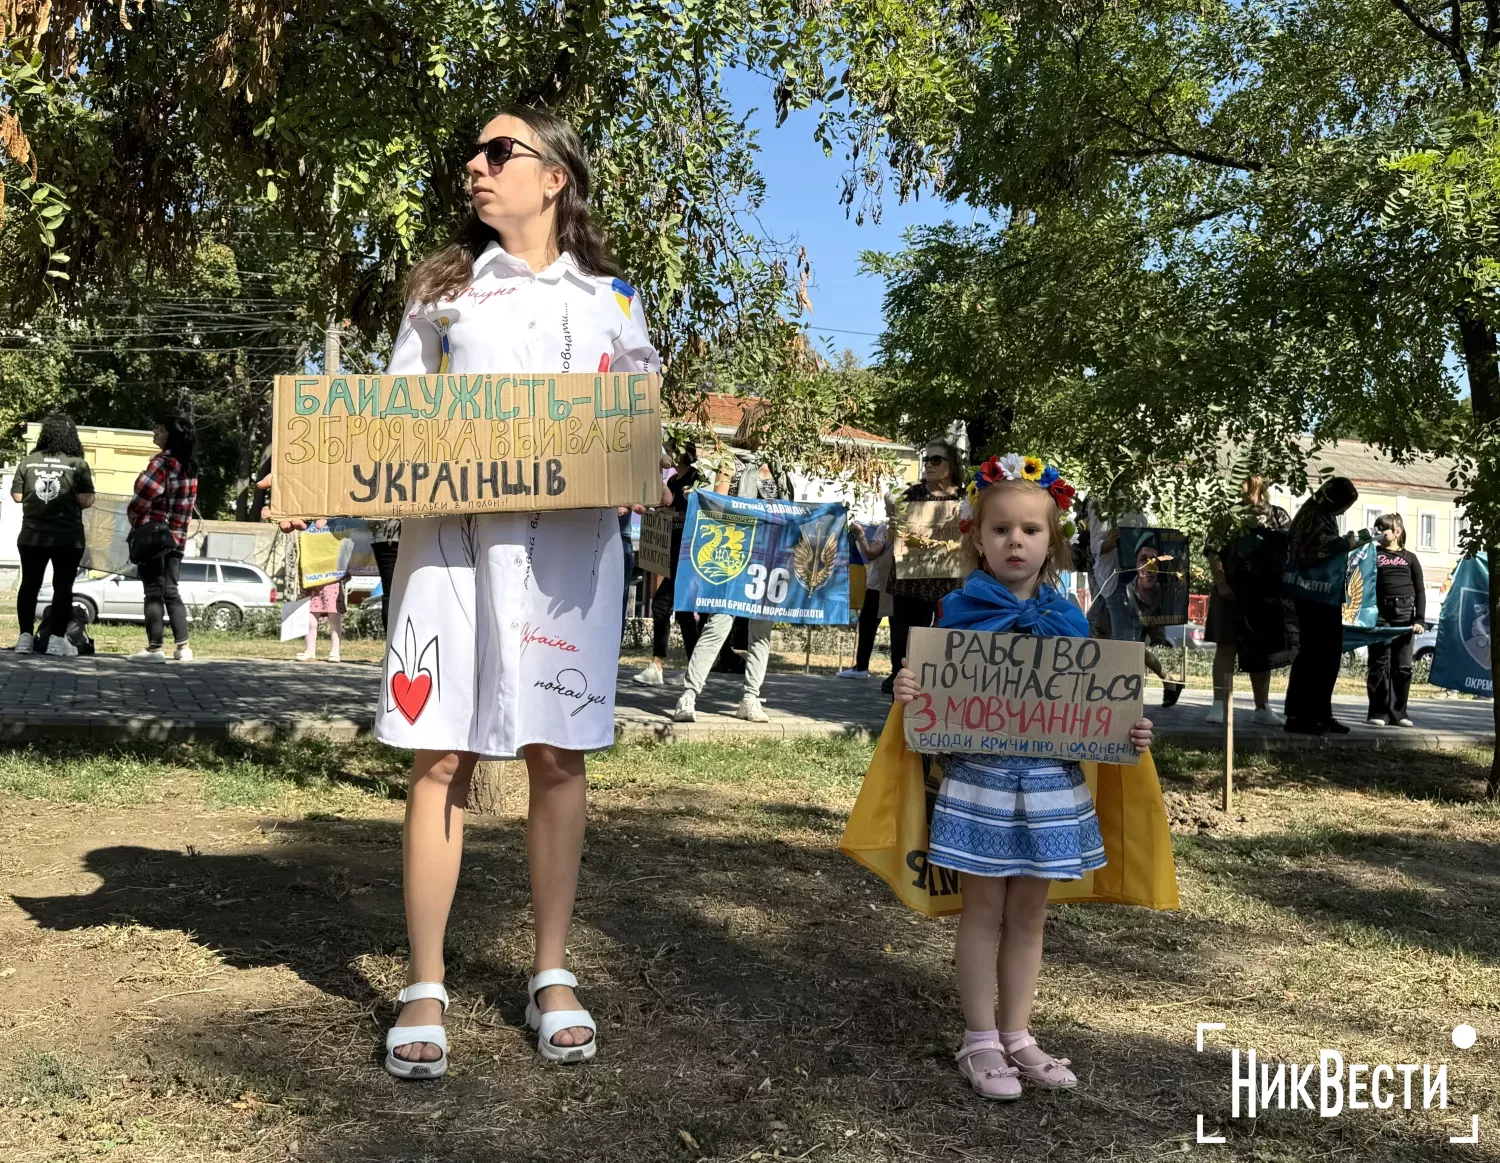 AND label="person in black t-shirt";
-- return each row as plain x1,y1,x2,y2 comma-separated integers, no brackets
10,413,96,656
1367,513,1425,727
